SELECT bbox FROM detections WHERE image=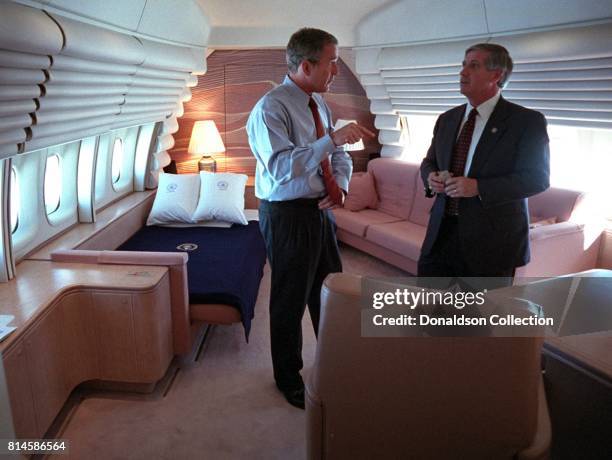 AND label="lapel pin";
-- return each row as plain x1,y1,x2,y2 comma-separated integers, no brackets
491,127,498,133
